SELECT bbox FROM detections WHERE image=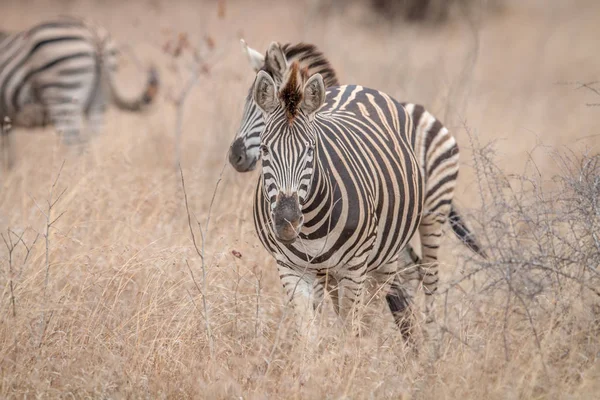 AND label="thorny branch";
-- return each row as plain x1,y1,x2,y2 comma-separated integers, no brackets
33,160,67,348
444,132,600,365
